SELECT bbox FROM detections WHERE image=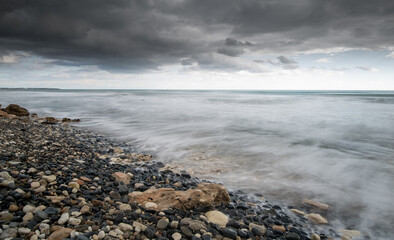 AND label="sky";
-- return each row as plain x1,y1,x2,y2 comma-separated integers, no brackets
0,0,393,90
